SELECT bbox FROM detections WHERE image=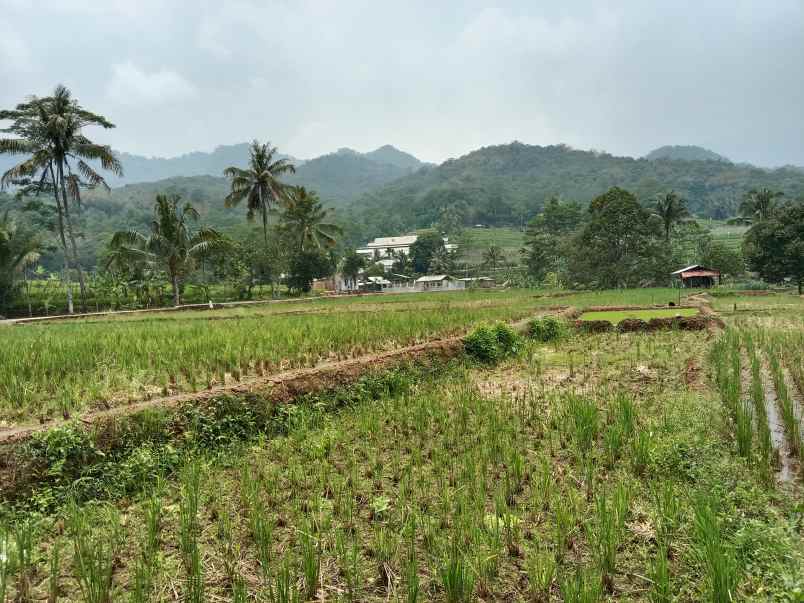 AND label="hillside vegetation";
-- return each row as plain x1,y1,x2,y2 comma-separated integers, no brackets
344,142,804,238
